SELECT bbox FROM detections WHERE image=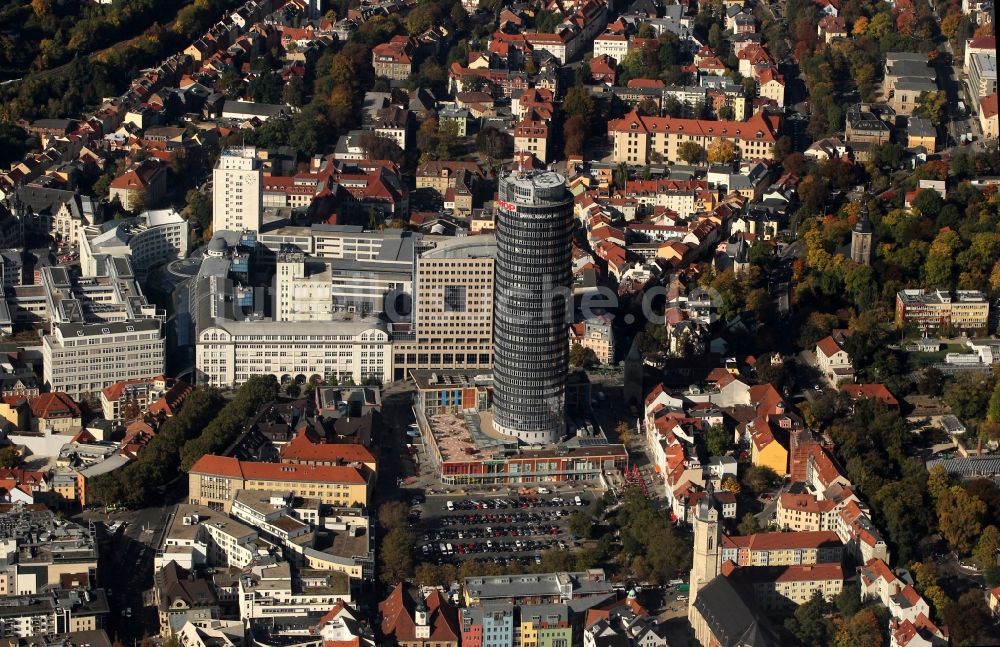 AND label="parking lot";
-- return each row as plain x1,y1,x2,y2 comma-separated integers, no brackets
414,491,596,566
